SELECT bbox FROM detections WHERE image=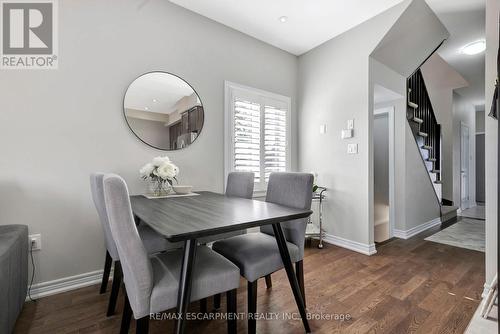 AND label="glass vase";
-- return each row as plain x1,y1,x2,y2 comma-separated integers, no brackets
149,179,171,197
